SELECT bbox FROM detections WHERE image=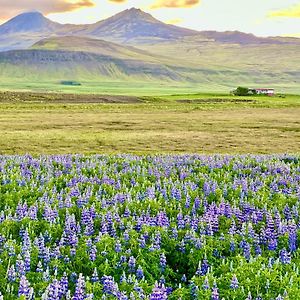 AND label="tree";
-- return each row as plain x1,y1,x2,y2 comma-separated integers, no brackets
234,87,250,96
